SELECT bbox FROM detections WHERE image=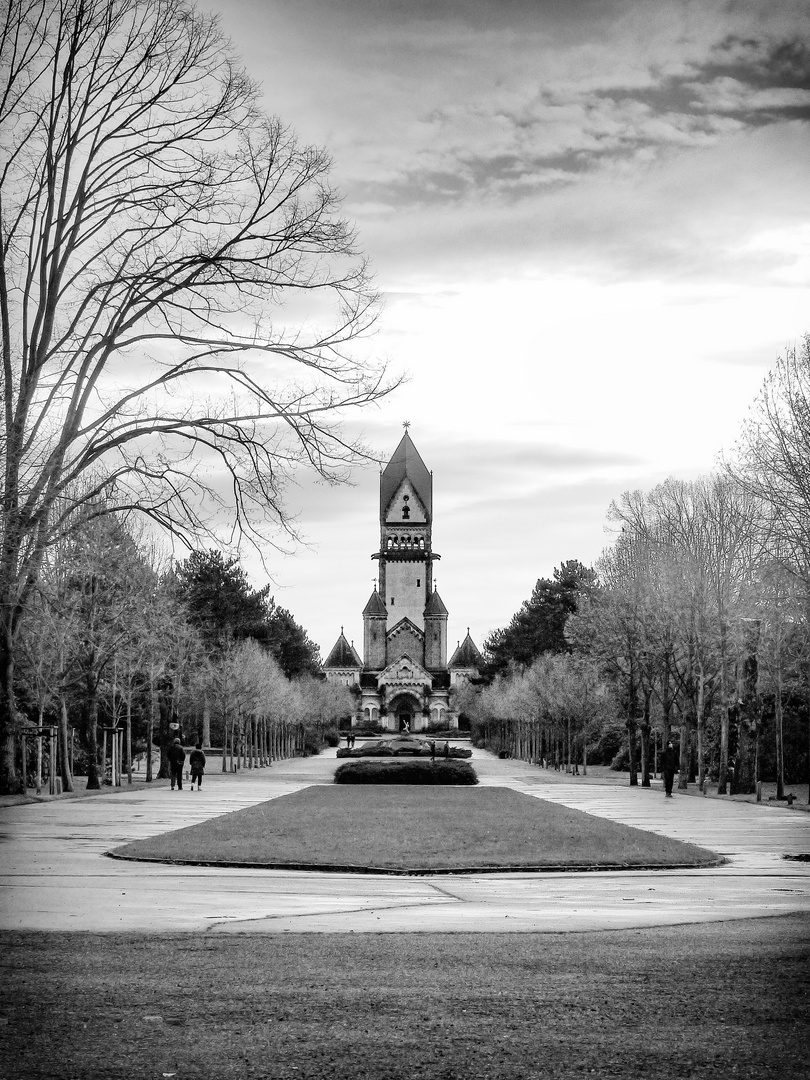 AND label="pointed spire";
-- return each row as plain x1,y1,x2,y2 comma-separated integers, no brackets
380,431,432,520
449,630,482,670
323,630,362,669
362,588,388,617
424,587,448,616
